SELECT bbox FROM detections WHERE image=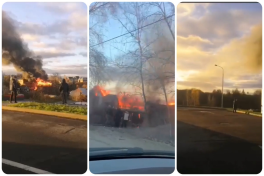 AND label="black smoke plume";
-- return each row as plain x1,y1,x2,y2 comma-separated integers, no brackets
2,11,48,80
